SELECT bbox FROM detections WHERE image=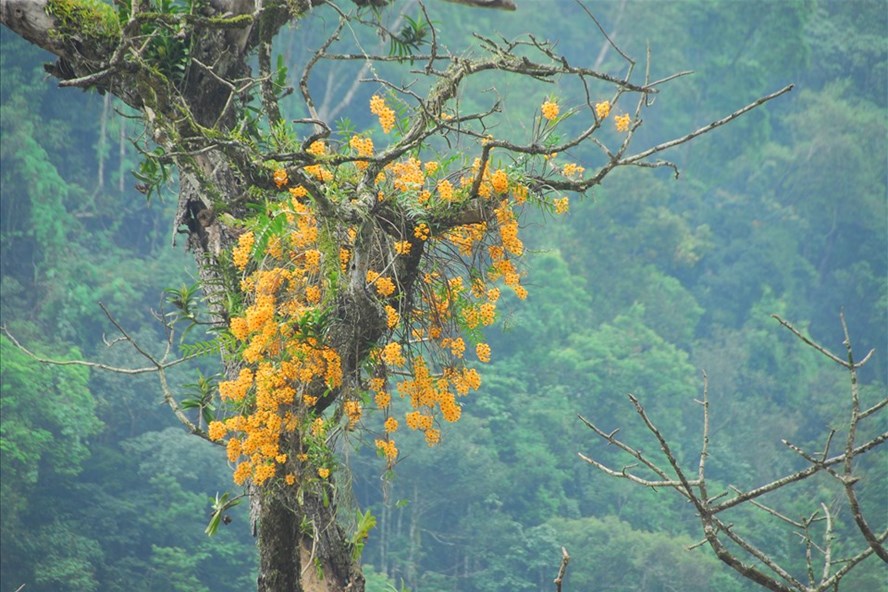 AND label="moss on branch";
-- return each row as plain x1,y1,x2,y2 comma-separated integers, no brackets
46,0,120,50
